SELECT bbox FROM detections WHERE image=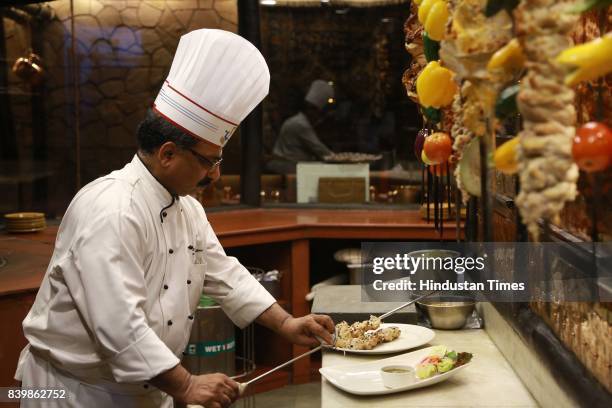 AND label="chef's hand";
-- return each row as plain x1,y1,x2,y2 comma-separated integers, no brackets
279,314,335,347
182,373,239,408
